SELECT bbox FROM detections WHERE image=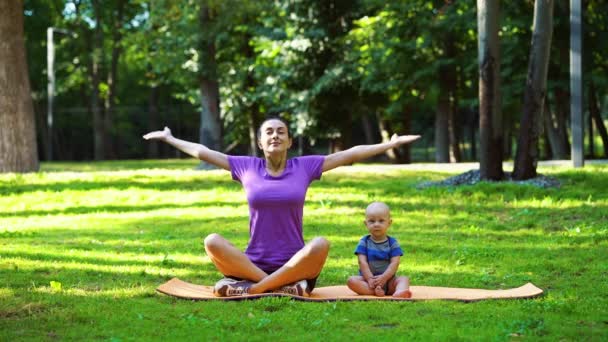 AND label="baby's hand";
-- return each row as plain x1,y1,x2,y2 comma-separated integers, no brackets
373,275,387,288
